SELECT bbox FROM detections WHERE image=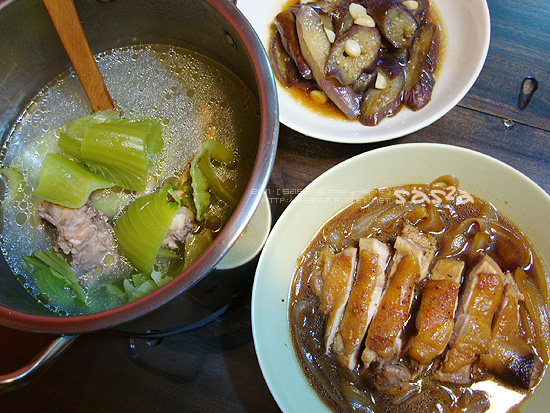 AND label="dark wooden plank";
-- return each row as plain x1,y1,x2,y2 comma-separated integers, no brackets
269,106,550,221
460,0,550,131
